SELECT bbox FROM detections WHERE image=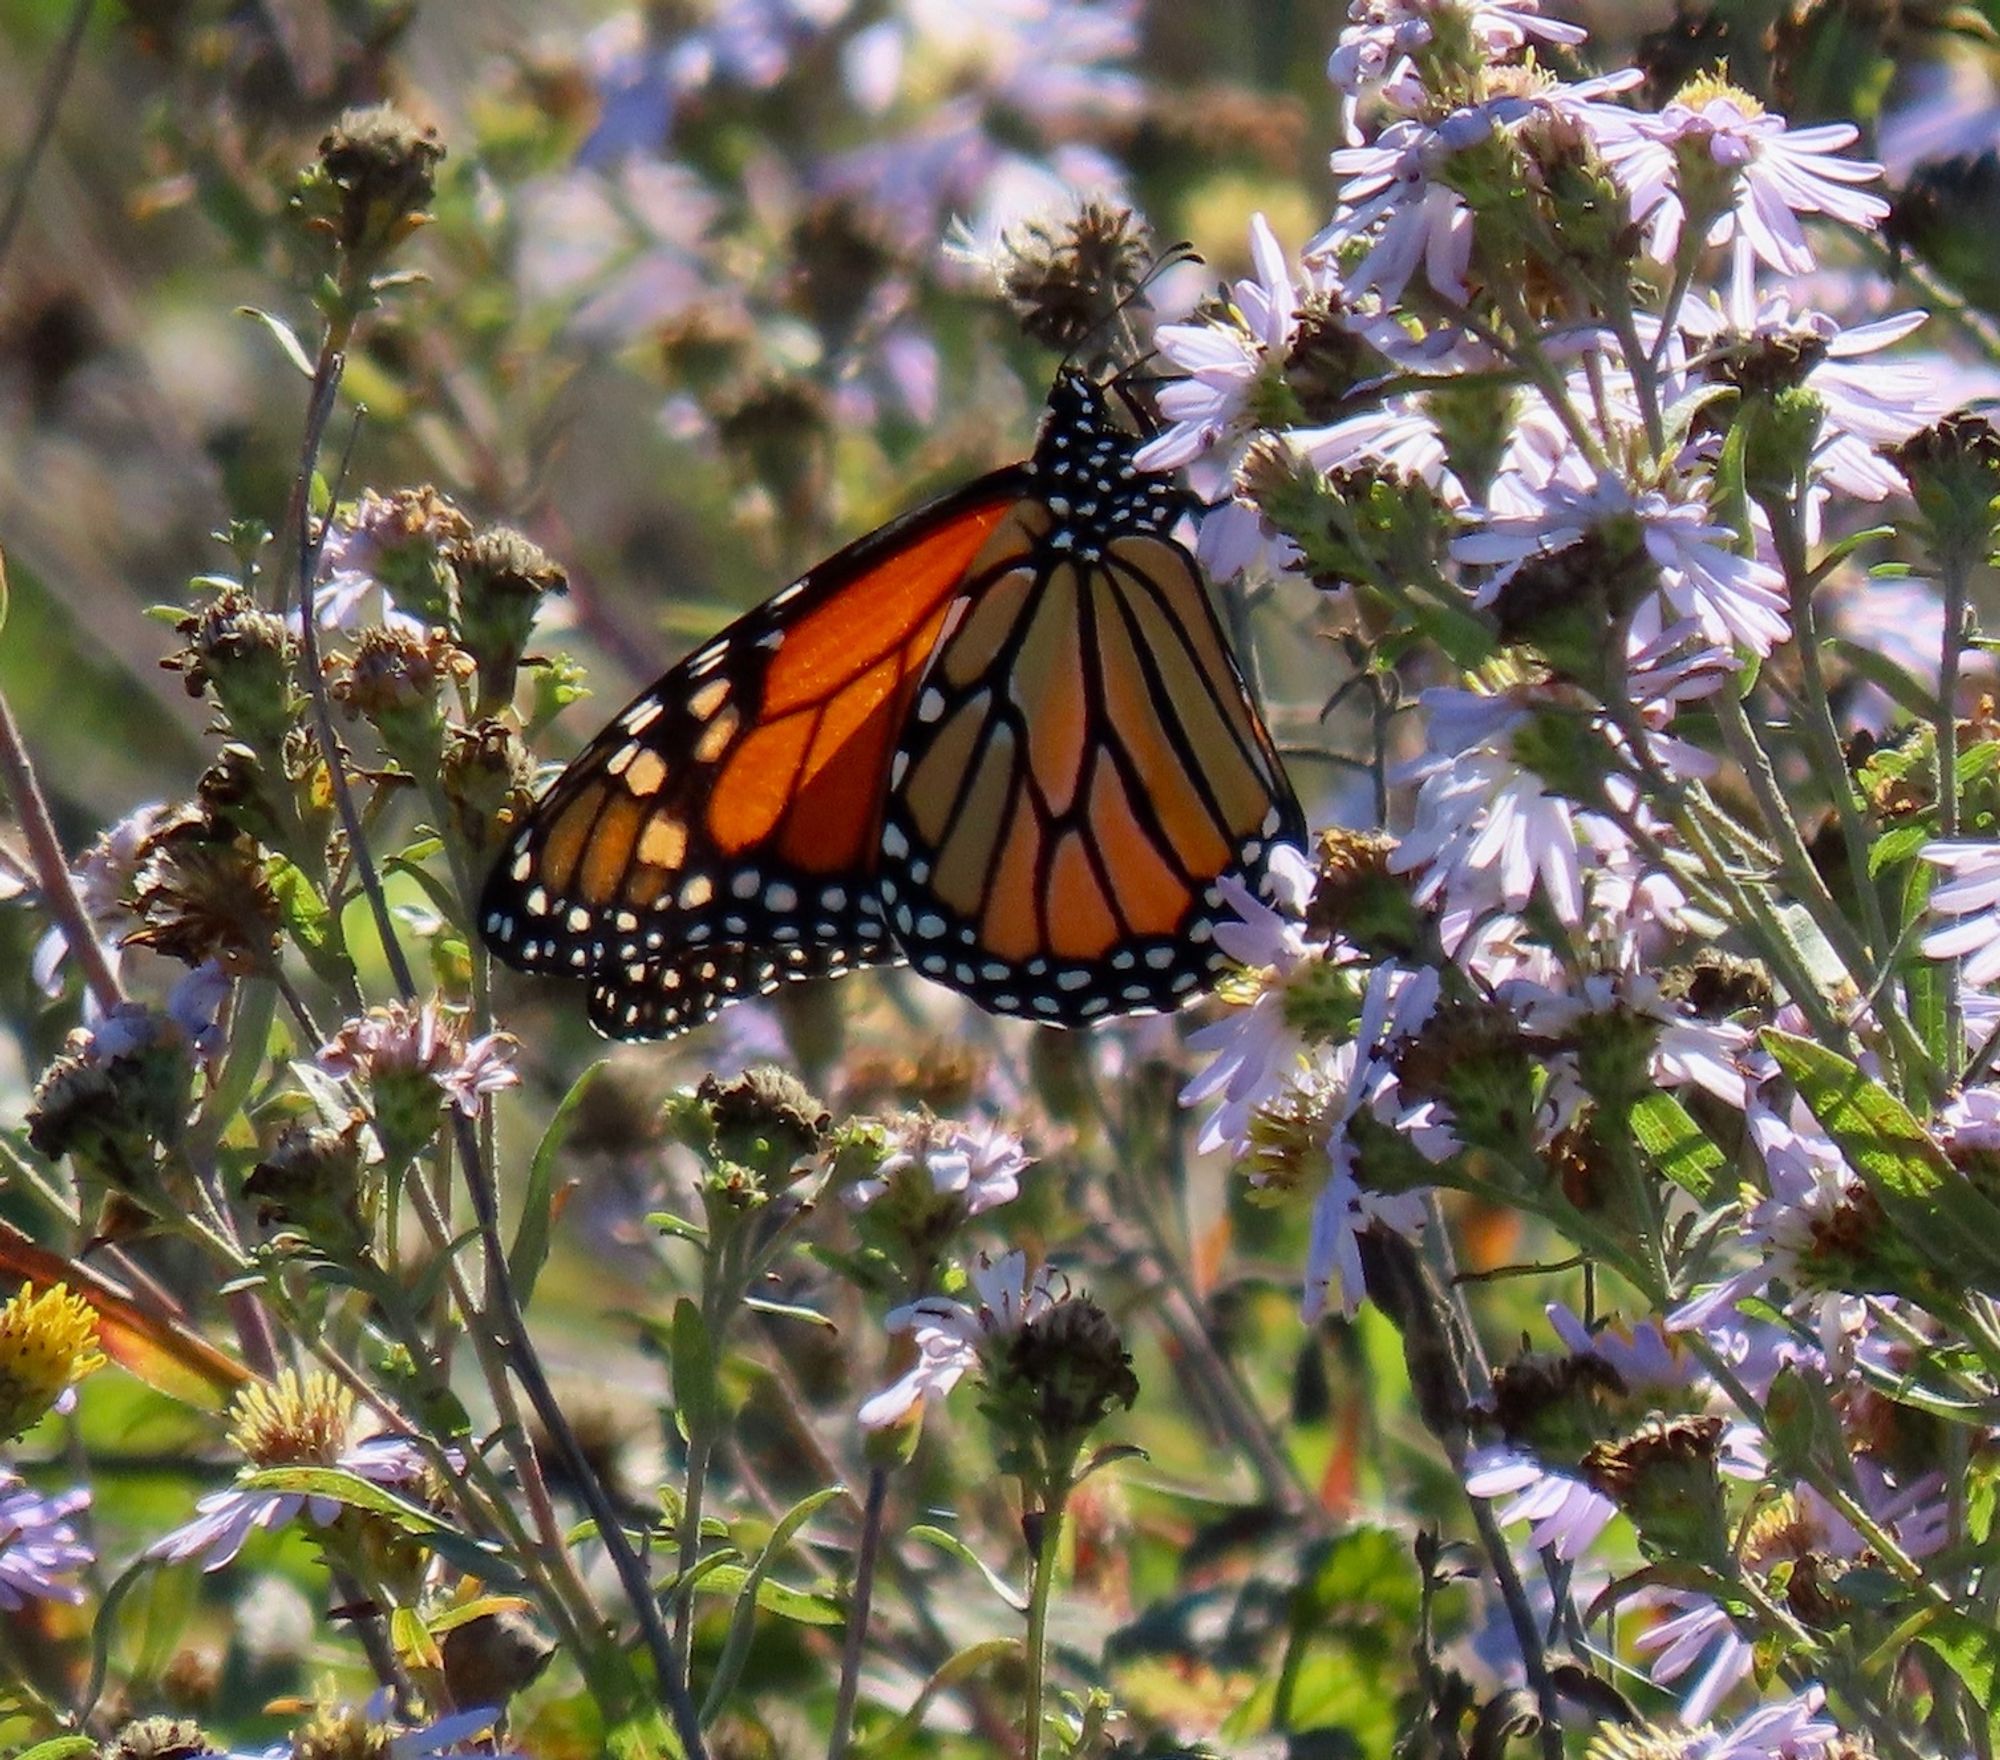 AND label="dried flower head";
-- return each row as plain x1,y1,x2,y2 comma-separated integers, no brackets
126,819,281,976
28,1004,195,1181
244,1117,372,1257
100,1715,219,1760
449,526,567,714
0,1282,106,1442
331,625,468,766
439,717,533,858
295,103,446,270
164,590,301,752
991,201,1157,355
